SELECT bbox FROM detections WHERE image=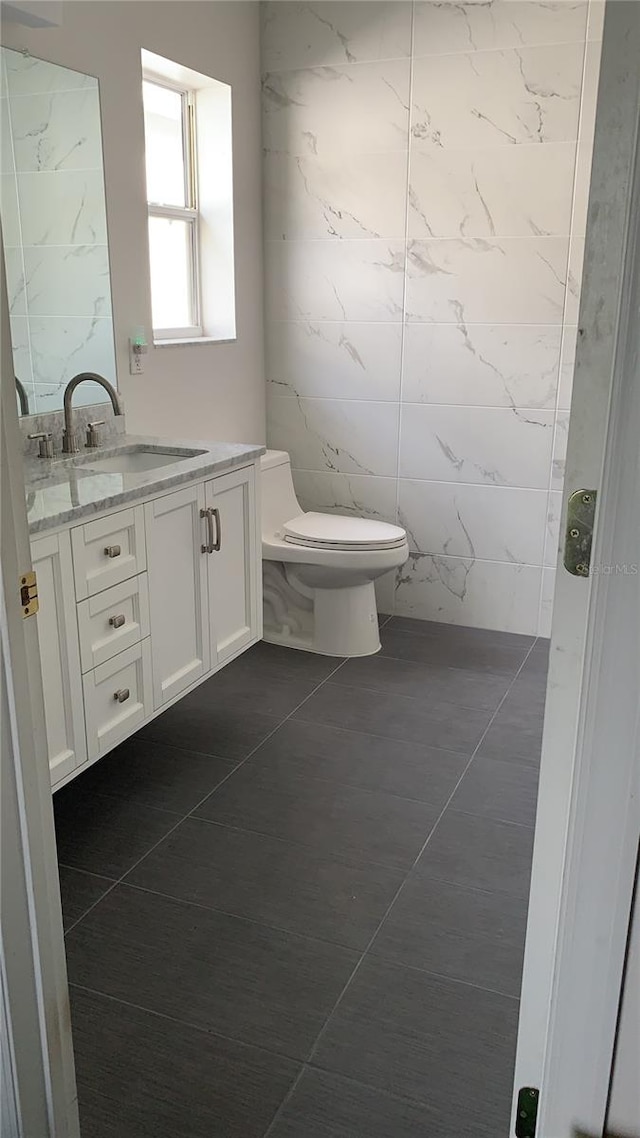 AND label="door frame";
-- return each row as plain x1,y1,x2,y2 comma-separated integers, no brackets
0,229,79,1131
514,3,640,1134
